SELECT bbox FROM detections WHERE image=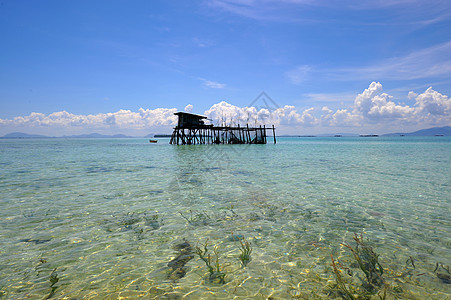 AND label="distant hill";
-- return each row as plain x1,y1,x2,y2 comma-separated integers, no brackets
383,126,451,136
1,132,51,138
61,133,134,138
